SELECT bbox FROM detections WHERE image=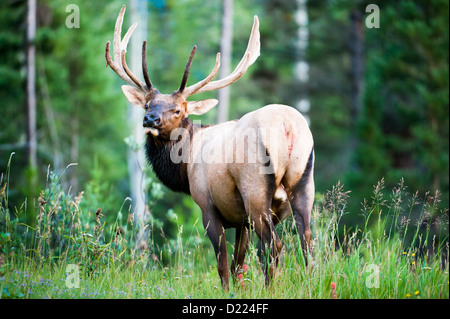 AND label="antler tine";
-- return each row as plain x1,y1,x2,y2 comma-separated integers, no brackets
121,50,145,91
182,15,260,98
180,52,221,98
121,22,137,53
177,45,197,94
105,5,148,92
120,22,148,90
142,41,153,90
106,41,135,87
113,5,126,64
